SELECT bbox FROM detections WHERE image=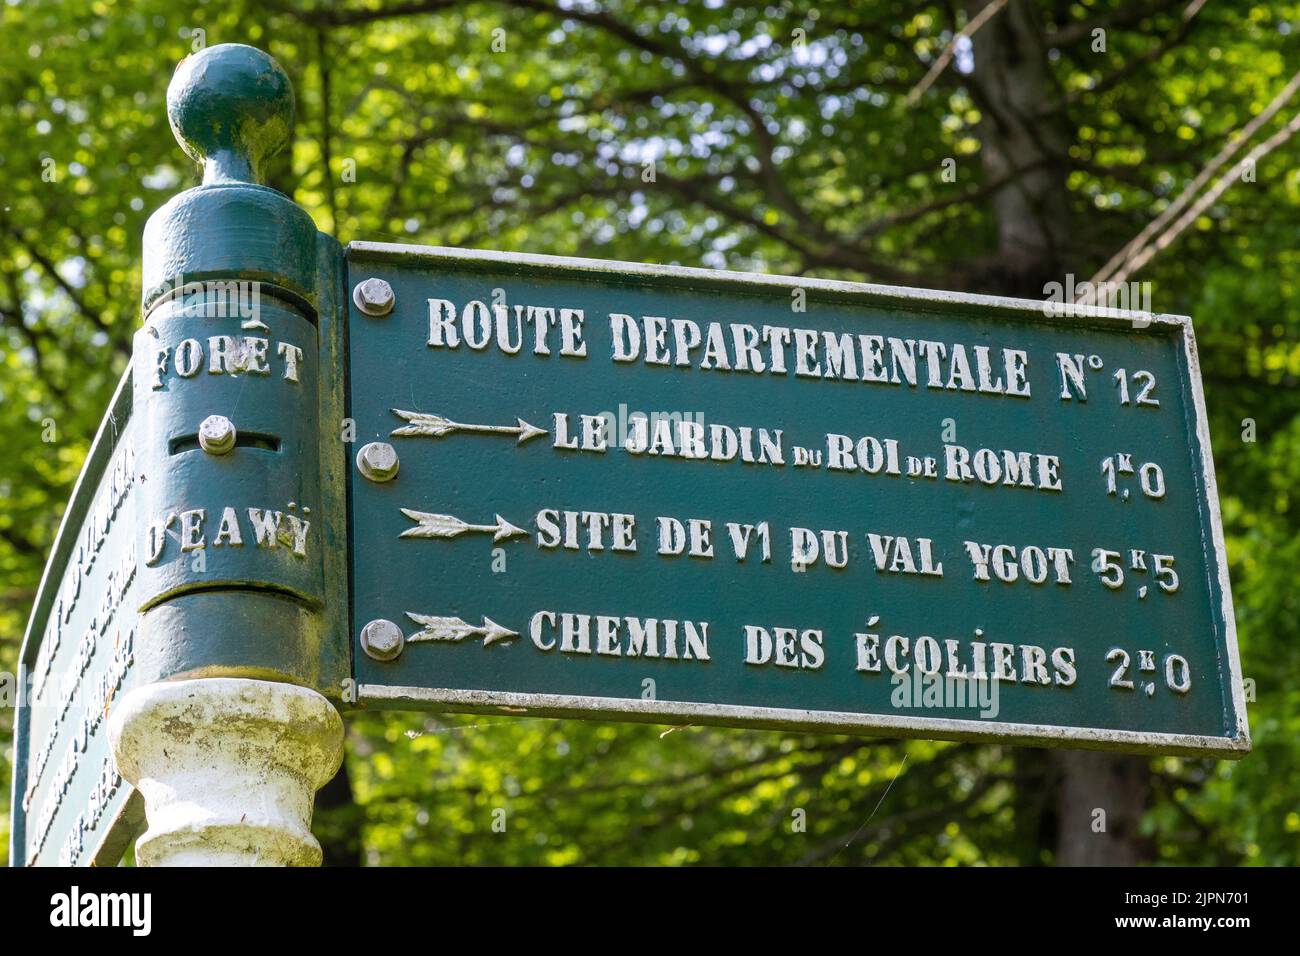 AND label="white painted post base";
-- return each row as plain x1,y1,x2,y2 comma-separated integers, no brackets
108,677,345,867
